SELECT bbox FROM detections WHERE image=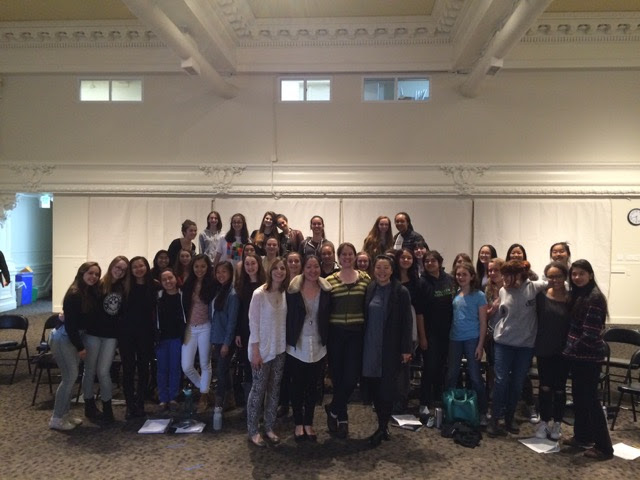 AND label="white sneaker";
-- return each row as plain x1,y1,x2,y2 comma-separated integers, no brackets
419,405,430,416
479,414,489,427
534,421,548,439
63,414,83,426
528,405,540,424
549,421,562,440
49,416,76,431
